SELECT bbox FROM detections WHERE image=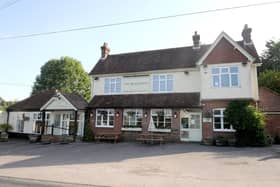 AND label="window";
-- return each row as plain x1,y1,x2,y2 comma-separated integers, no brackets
212,66,239,88
104,78,121,94
152,74,173,92
123,109,143,128
213,108,234,131
17,119,24,132
96,109,115,127
150,109,172,130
